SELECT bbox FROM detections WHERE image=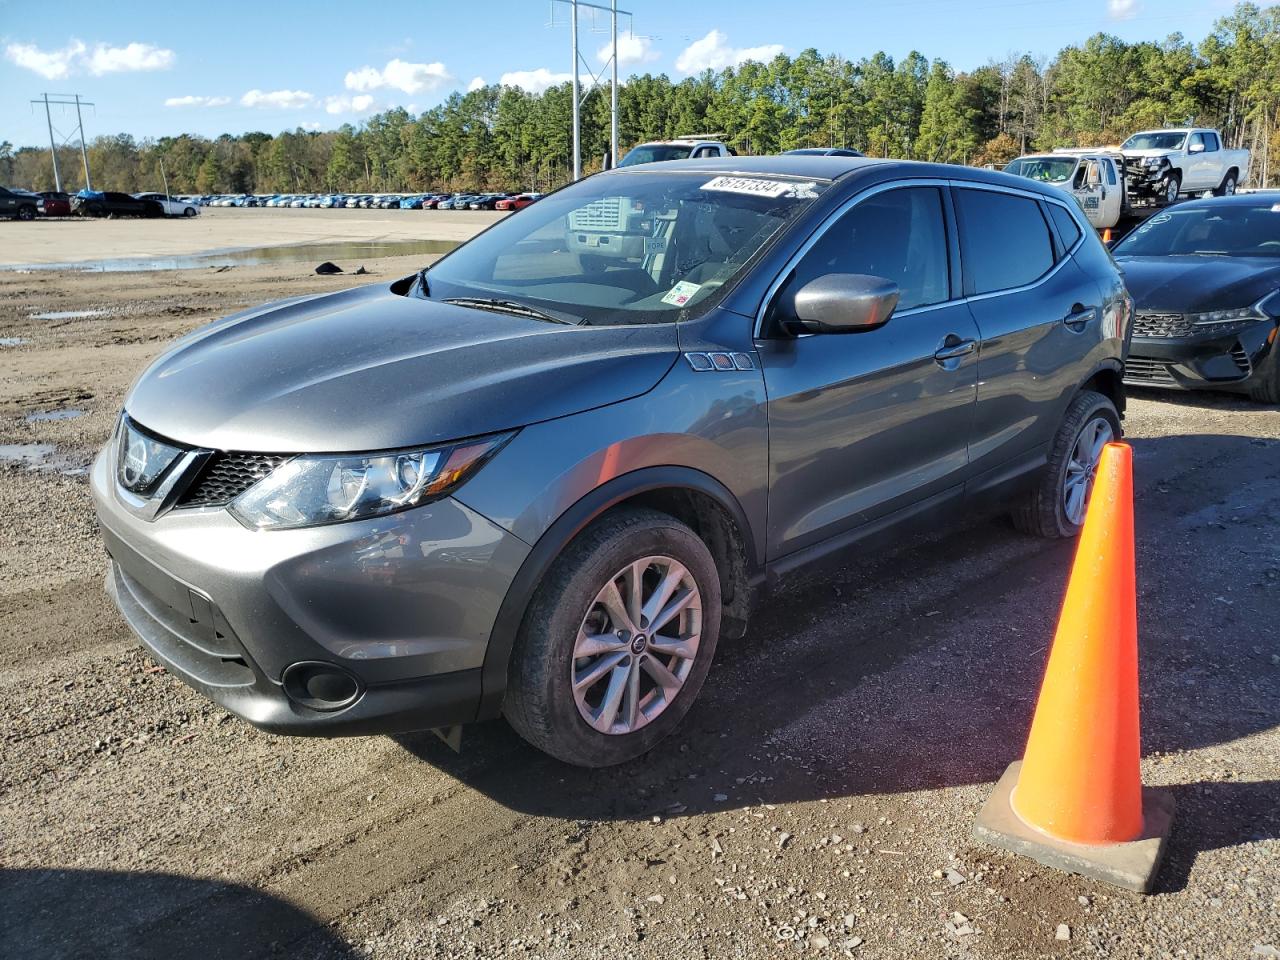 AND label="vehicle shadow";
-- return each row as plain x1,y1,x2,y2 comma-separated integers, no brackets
395,432,1278,859
0,868,357,960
